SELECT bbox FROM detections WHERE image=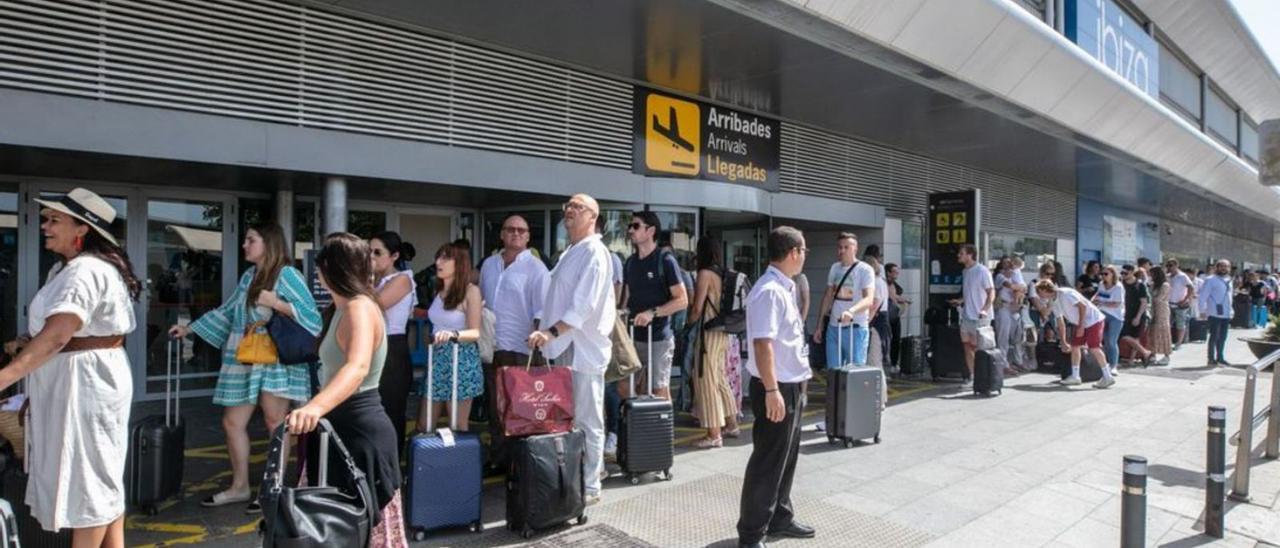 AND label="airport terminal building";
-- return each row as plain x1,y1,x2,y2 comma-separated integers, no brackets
0,0,1276,401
